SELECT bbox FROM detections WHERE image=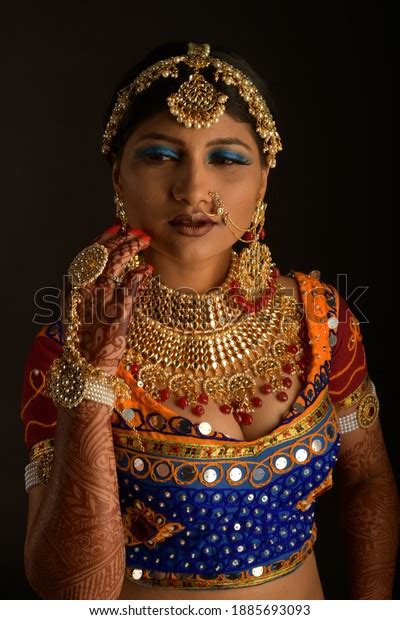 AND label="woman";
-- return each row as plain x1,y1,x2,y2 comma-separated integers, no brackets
21,41,398,600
